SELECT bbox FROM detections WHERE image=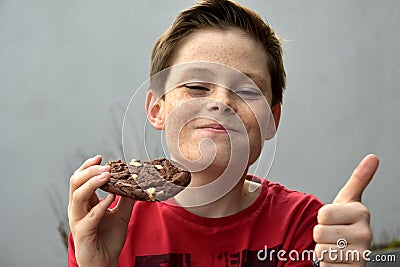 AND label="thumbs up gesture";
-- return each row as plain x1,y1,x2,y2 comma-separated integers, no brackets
313,154,379,266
